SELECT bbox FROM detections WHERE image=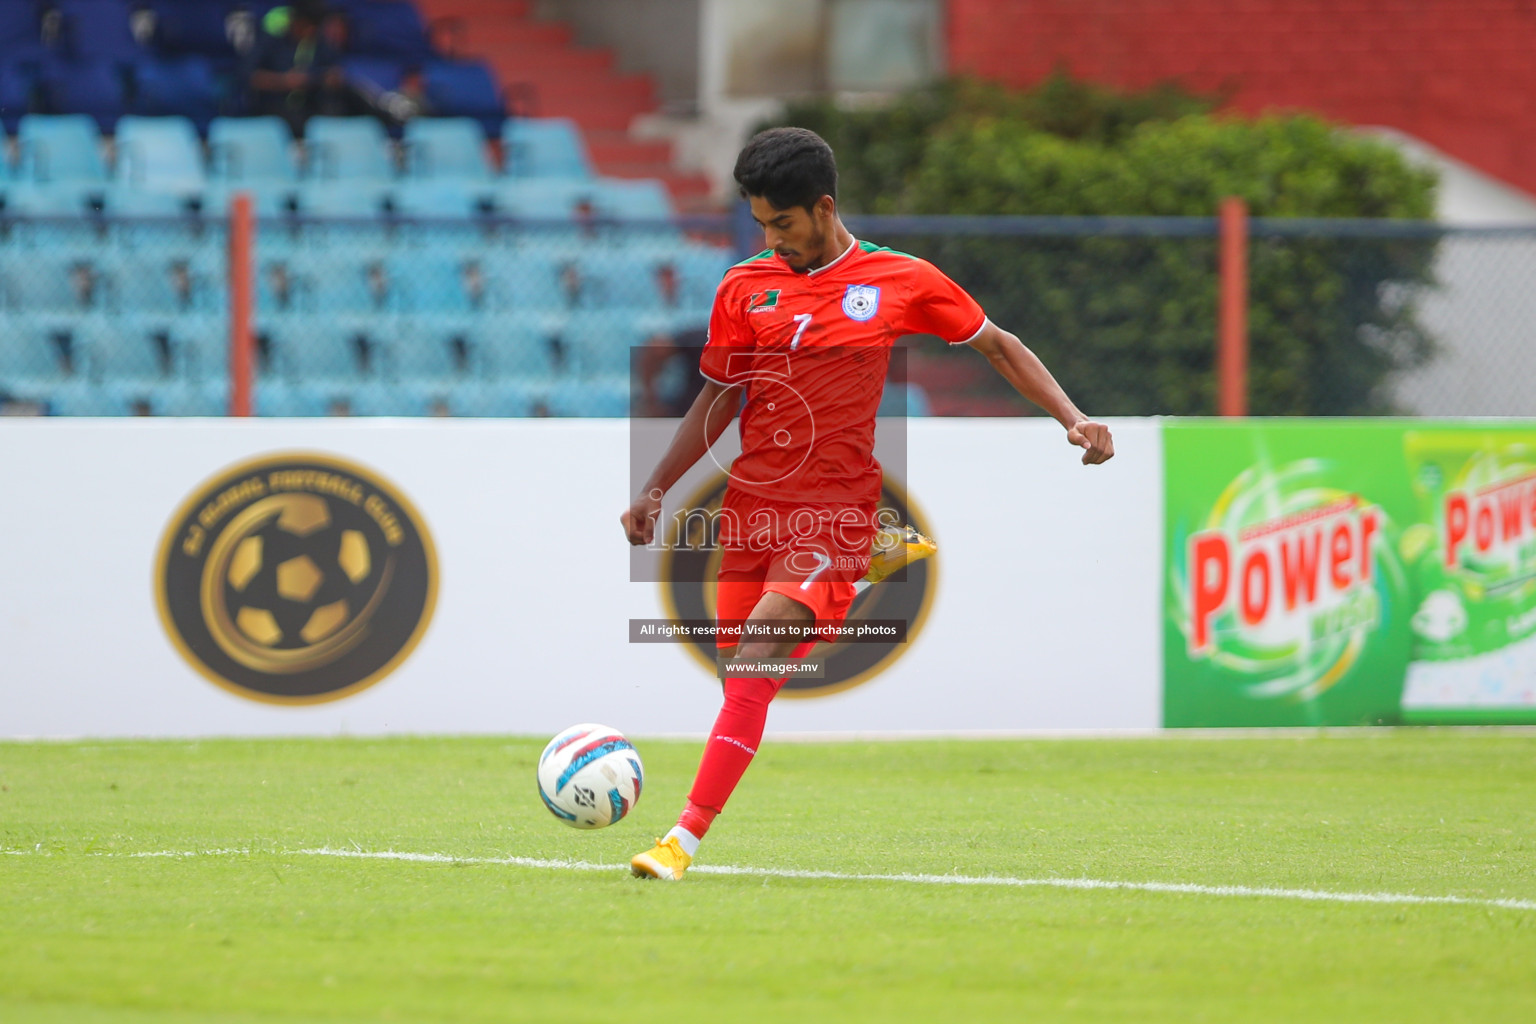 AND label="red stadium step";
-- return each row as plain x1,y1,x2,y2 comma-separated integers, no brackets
411,0,725,208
